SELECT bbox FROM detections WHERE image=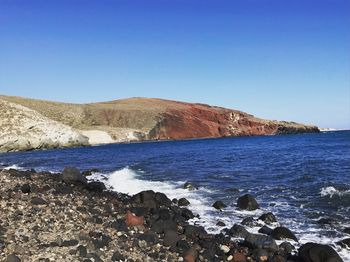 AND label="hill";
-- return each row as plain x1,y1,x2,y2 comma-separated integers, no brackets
0,95,319,152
